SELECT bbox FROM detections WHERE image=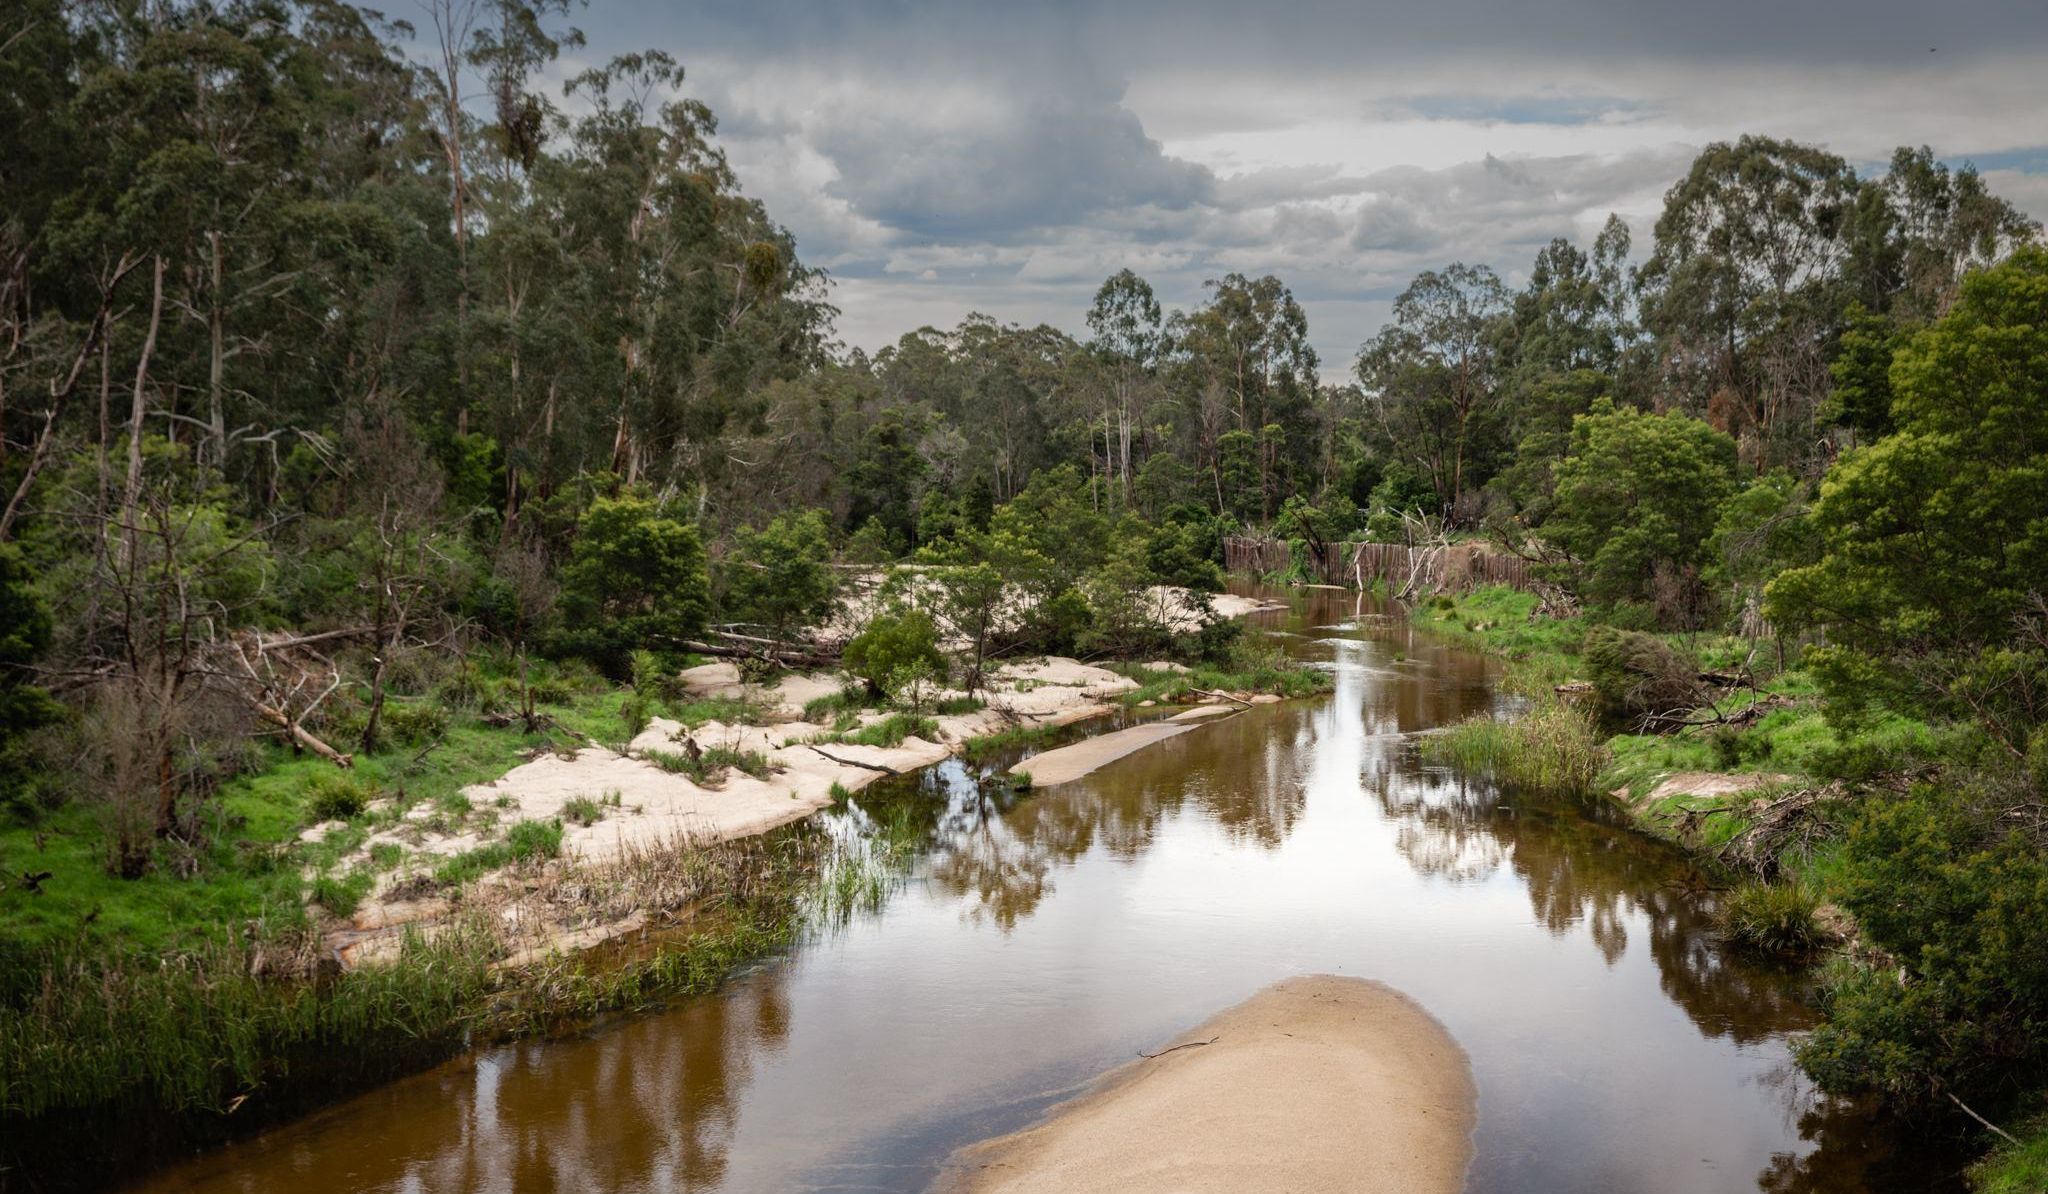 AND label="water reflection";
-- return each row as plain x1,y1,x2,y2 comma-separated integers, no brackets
137,583,1960,1194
